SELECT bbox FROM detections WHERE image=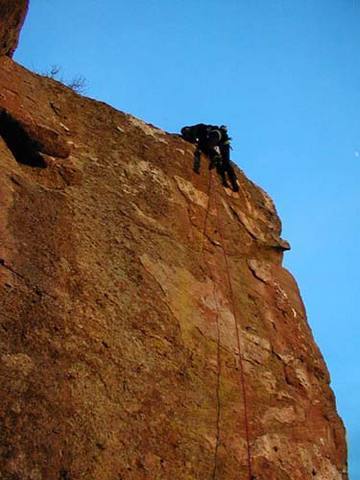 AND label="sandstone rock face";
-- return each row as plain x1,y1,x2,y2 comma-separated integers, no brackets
0,0,29,57
0,56,348,480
